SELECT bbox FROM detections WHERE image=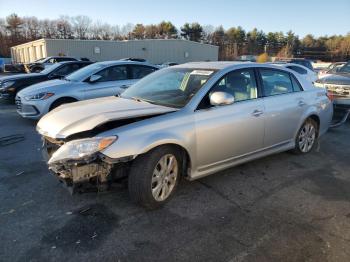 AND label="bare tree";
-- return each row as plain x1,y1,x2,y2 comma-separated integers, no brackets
55,16,73,39
22,16,40,40
121,23,135,39
72,15,91,39
40,19,56,38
